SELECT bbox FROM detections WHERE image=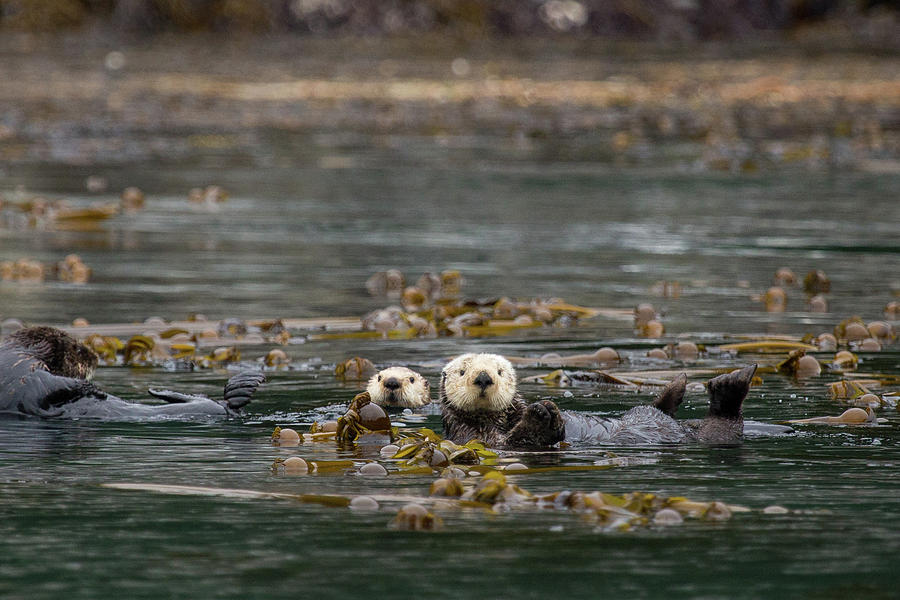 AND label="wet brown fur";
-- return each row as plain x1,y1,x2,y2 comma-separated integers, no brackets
5,326,98,379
